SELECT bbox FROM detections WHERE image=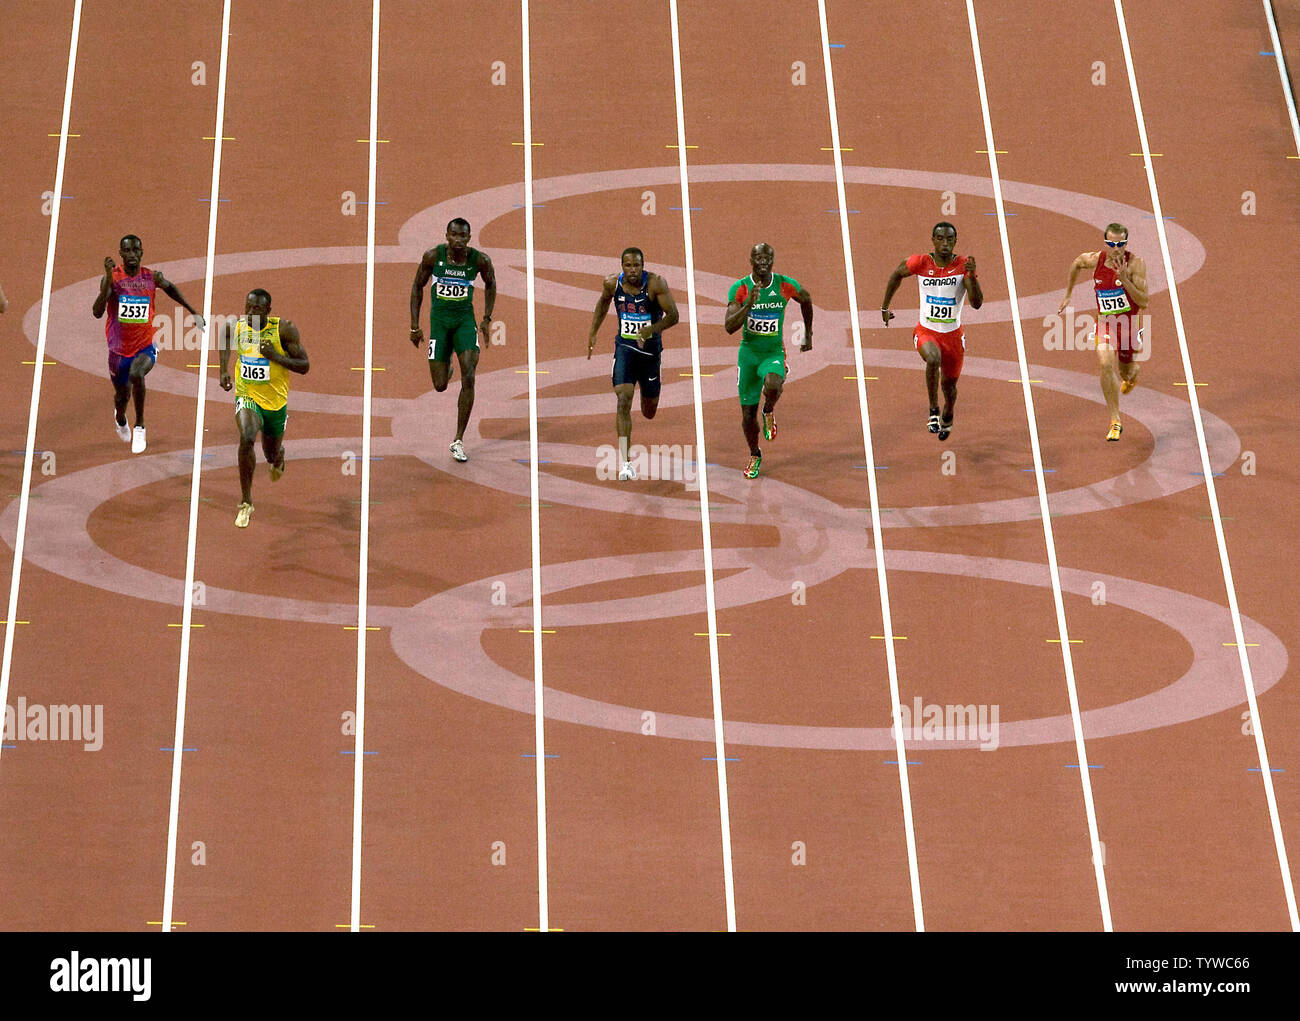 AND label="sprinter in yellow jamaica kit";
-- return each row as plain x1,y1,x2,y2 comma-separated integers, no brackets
218,288,310,528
